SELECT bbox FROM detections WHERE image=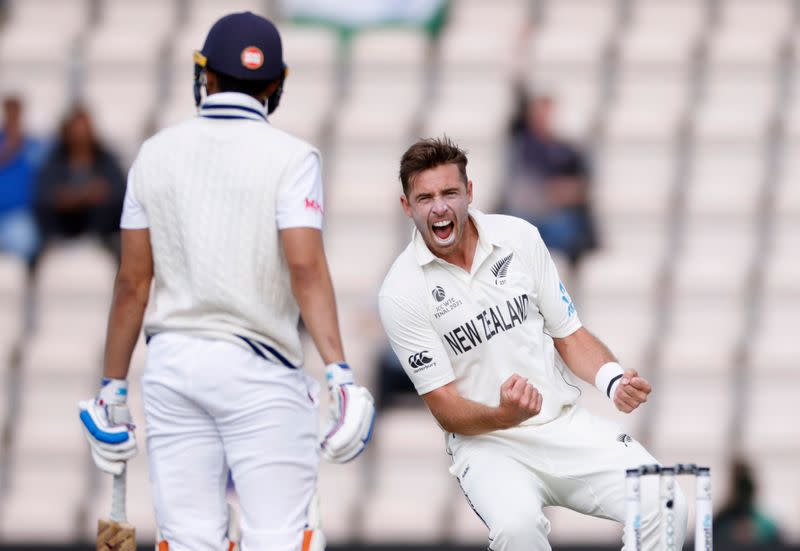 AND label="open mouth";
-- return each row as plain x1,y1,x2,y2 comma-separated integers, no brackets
431,219,454,243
